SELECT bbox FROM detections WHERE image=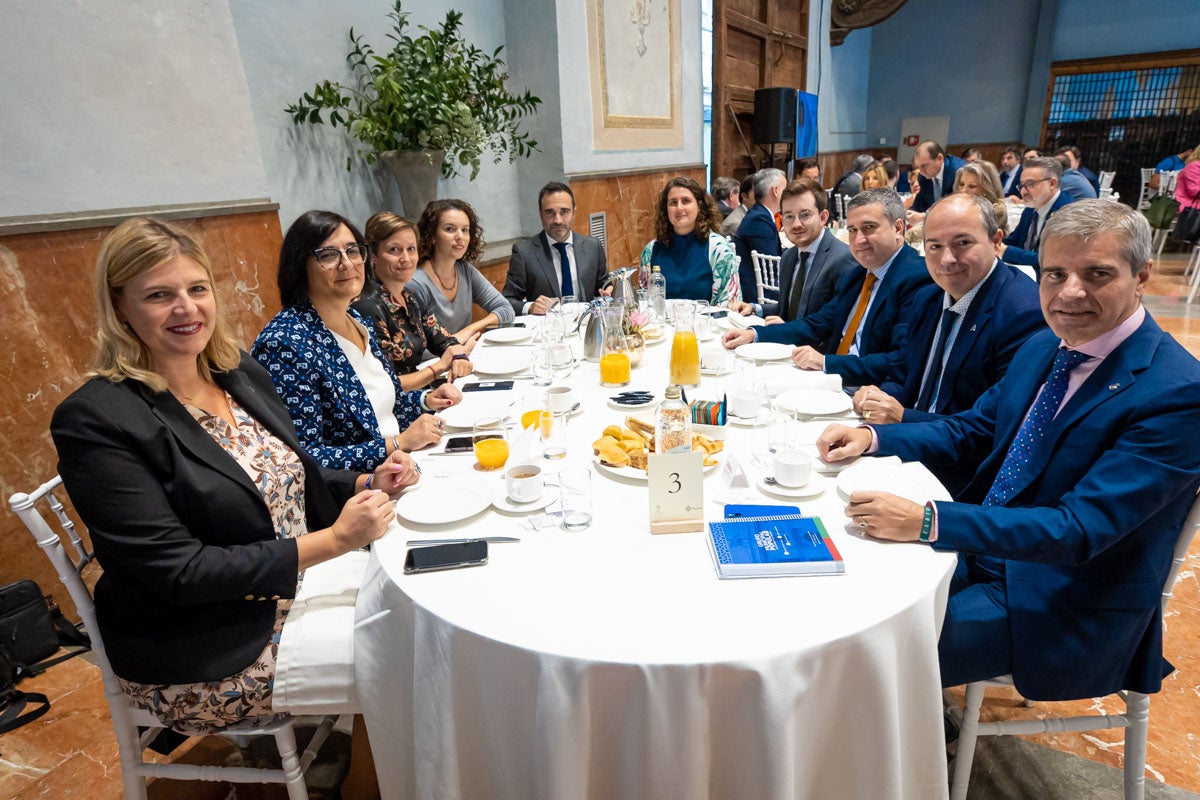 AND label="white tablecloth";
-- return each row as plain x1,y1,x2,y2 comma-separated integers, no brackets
354,318,958,800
